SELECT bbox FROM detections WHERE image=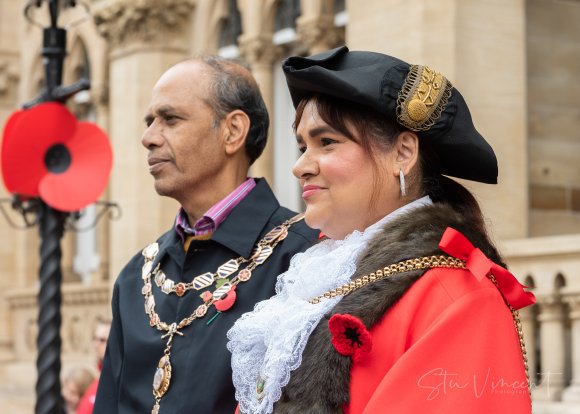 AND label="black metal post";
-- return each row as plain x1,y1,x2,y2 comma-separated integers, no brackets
33,2,68,412
22,1,88,413
35,203,67,414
